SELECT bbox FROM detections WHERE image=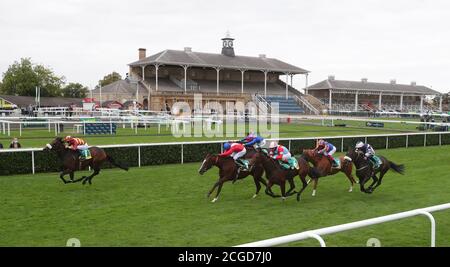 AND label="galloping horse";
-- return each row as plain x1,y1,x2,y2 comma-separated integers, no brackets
43,137,129,185
345,148,404,193
249,149,311,201
198,148,266,202
302,149,356,196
